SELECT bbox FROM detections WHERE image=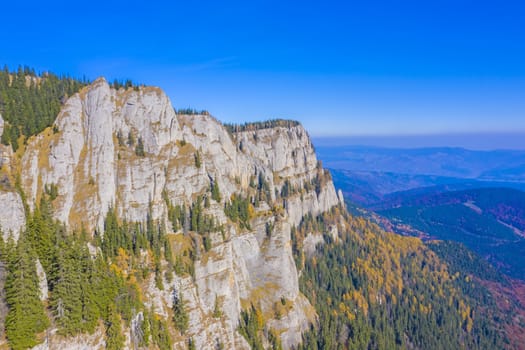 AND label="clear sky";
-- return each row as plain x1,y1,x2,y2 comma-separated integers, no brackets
1,0,524,145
